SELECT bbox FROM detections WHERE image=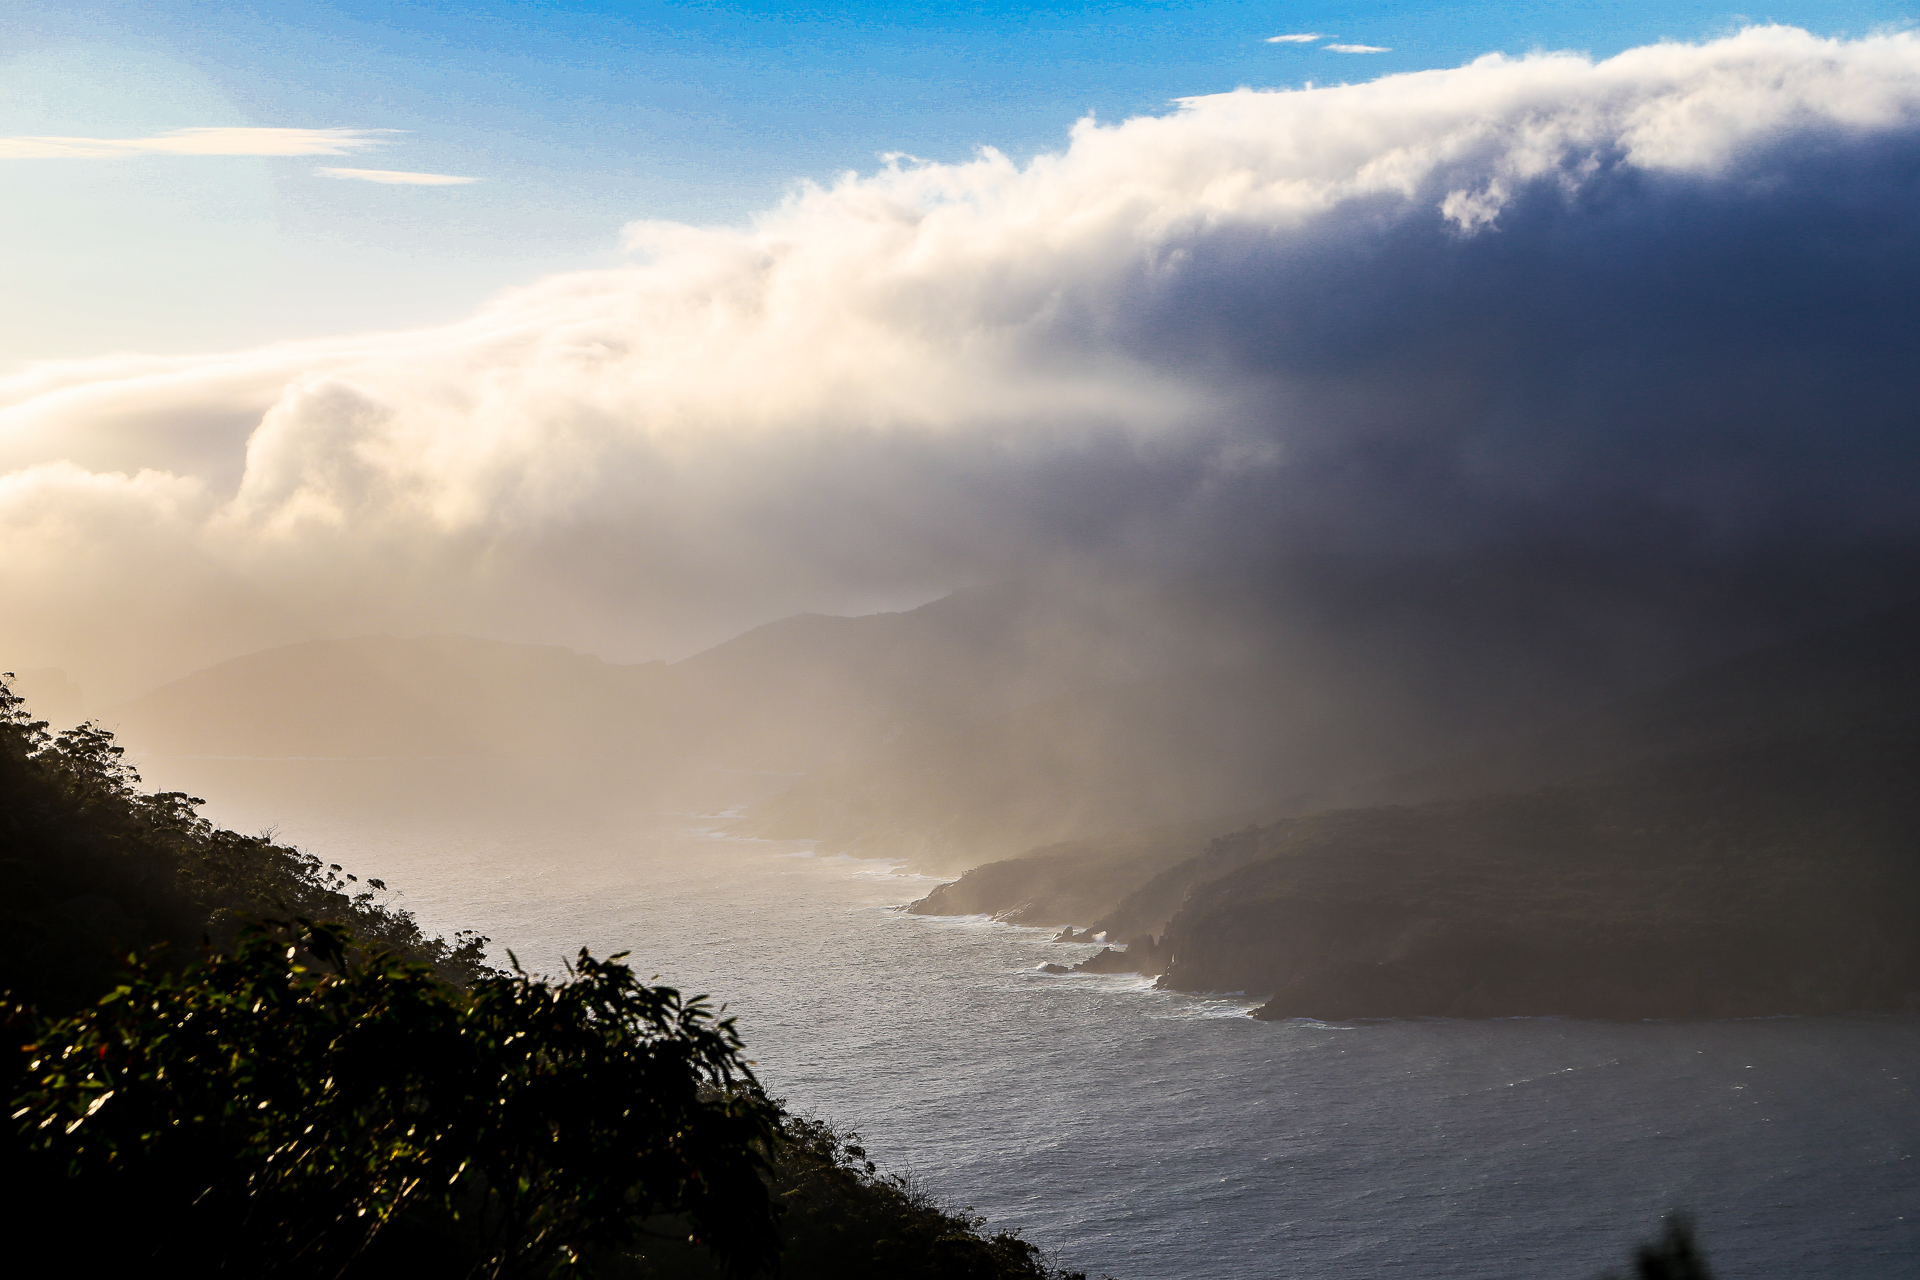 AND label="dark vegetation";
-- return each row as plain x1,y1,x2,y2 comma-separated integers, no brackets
0,676,491,1014
0,675,1089,1278
633,1115,1080,1280
1604,1215,1715,1280
8,921,779,1277
913,599,1920,1019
